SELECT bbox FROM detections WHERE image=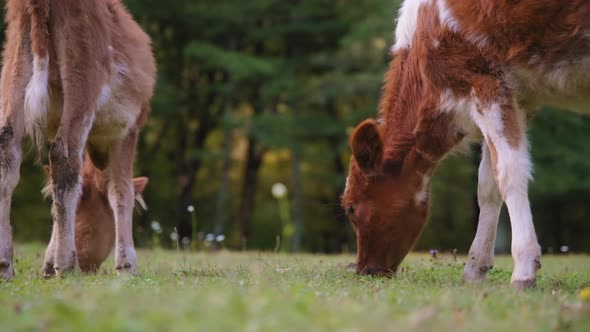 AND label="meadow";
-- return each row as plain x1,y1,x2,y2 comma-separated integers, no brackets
0,244,589,332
